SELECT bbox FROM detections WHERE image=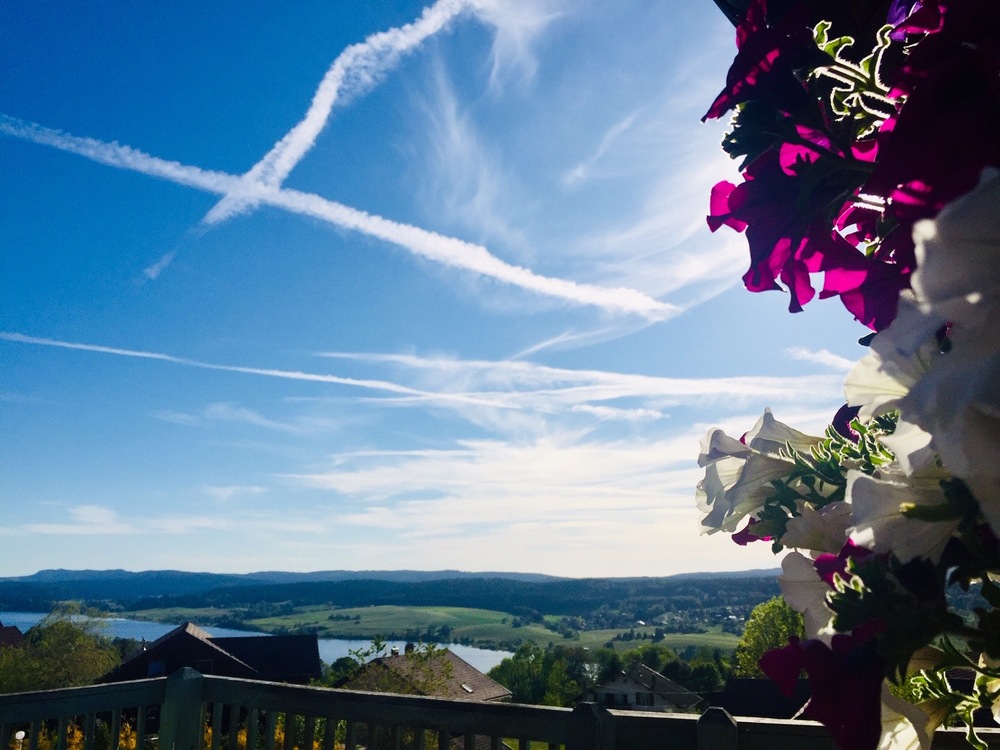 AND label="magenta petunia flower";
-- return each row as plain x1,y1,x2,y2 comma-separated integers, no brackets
760,632,885,750
703,0,818,122
813,539,876,586
732,517,772,545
